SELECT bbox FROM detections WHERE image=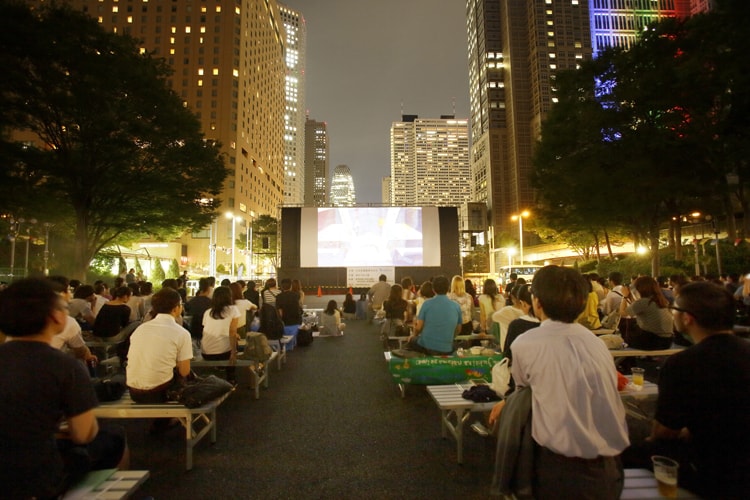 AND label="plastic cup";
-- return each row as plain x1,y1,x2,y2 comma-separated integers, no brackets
631,367,645,387
651,455,679,498
480,340,490,347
